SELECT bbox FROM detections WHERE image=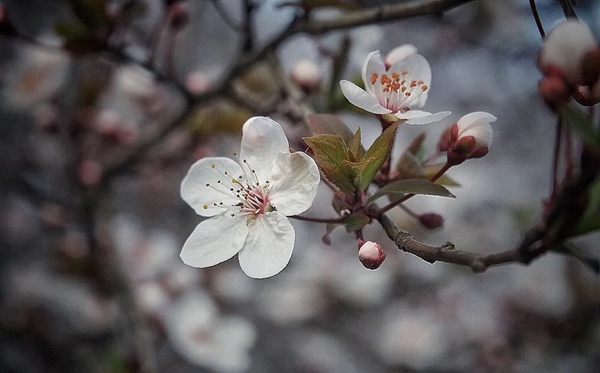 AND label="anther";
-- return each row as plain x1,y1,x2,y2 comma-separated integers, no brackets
203,205,208,209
